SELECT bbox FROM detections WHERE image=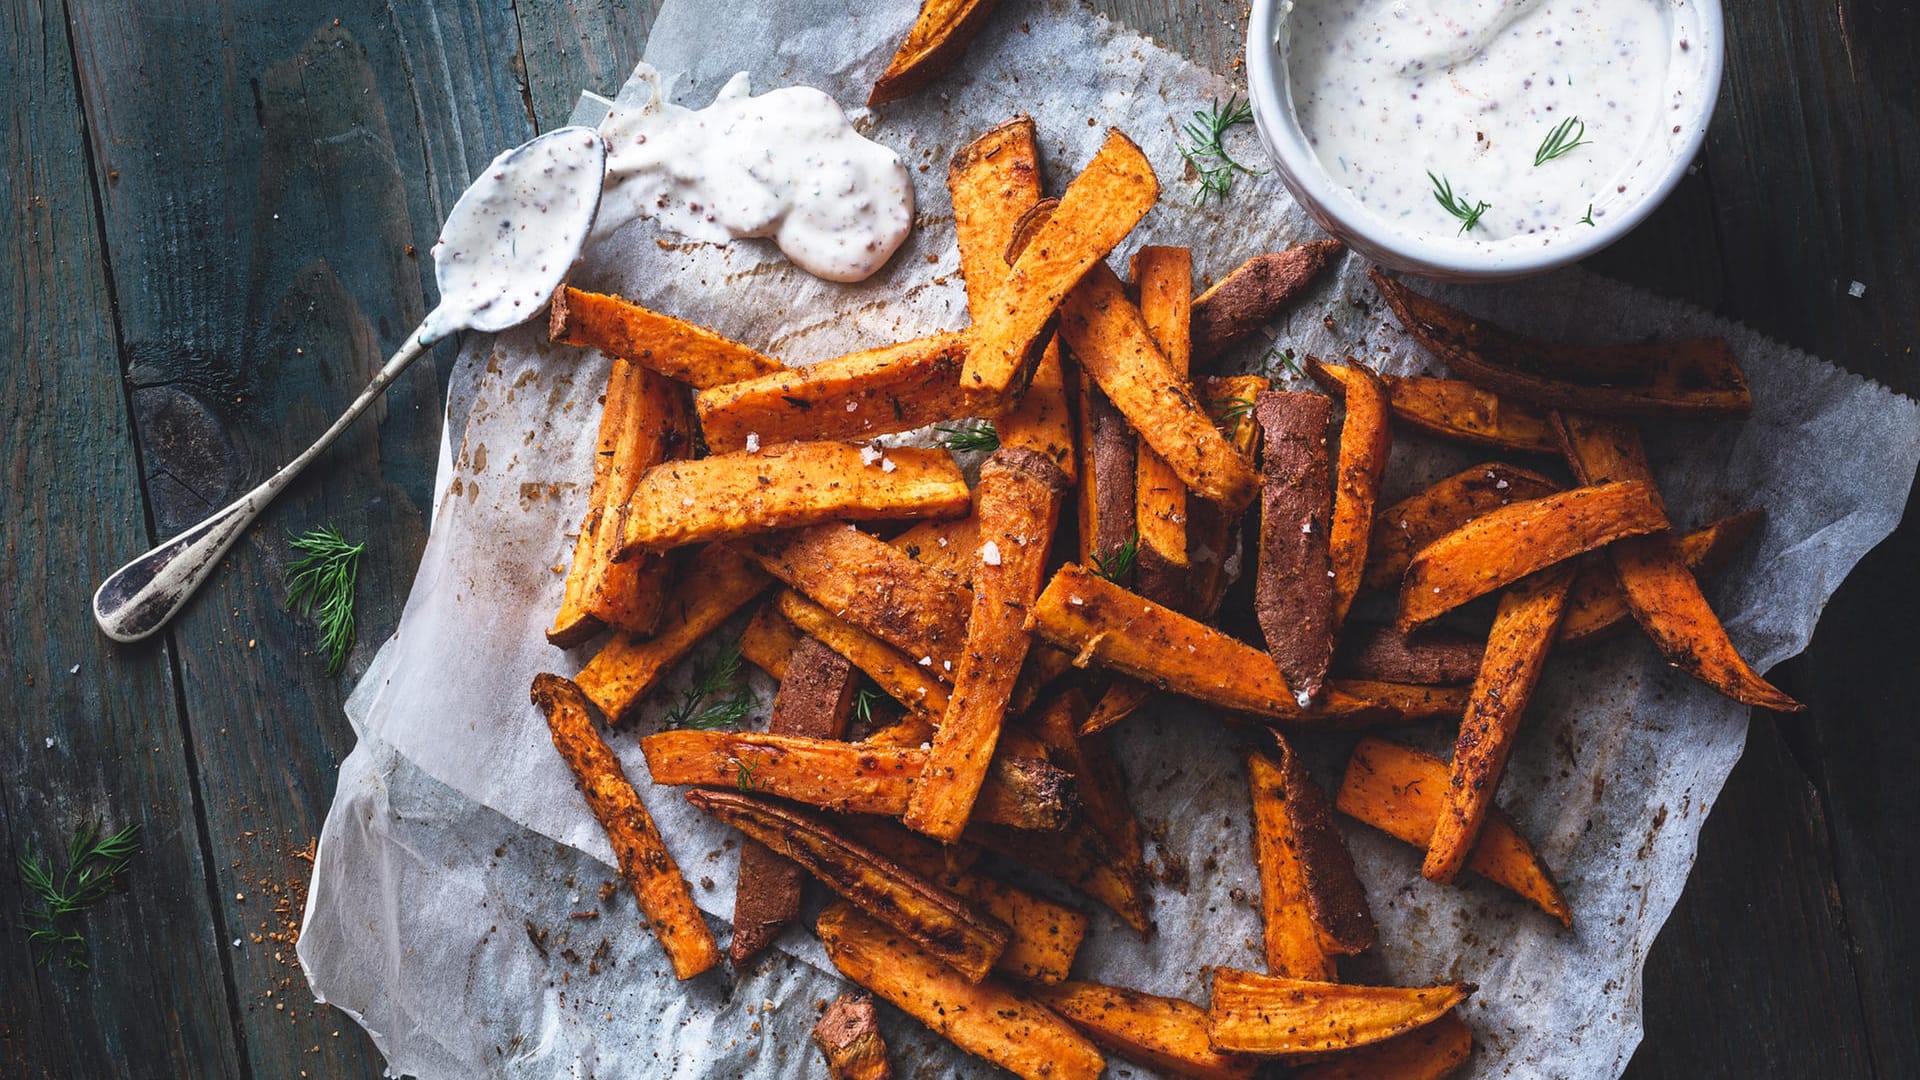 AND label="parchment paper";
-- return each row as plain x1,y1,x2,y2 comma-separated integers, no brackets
299,1,1920,1076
